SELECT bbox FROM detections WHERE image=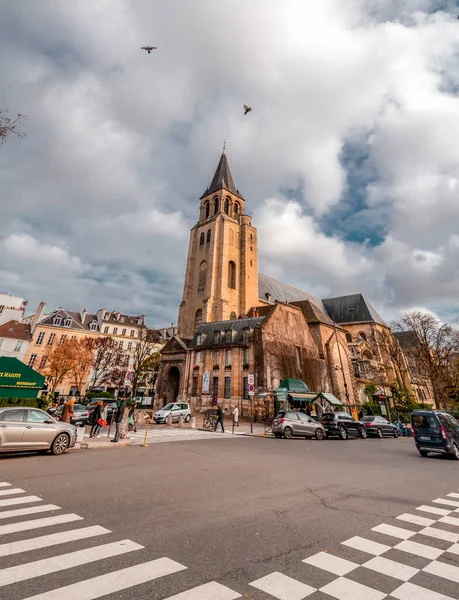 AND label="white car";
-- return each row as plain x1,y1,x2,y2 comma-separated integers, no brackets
154,402,191,424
